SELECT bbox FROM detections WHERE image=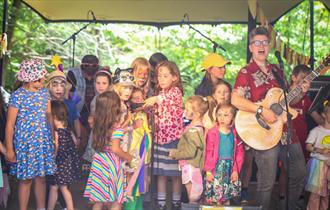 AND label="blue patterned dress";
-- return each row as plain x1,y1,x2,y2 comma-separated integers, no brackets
9,87,56,180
